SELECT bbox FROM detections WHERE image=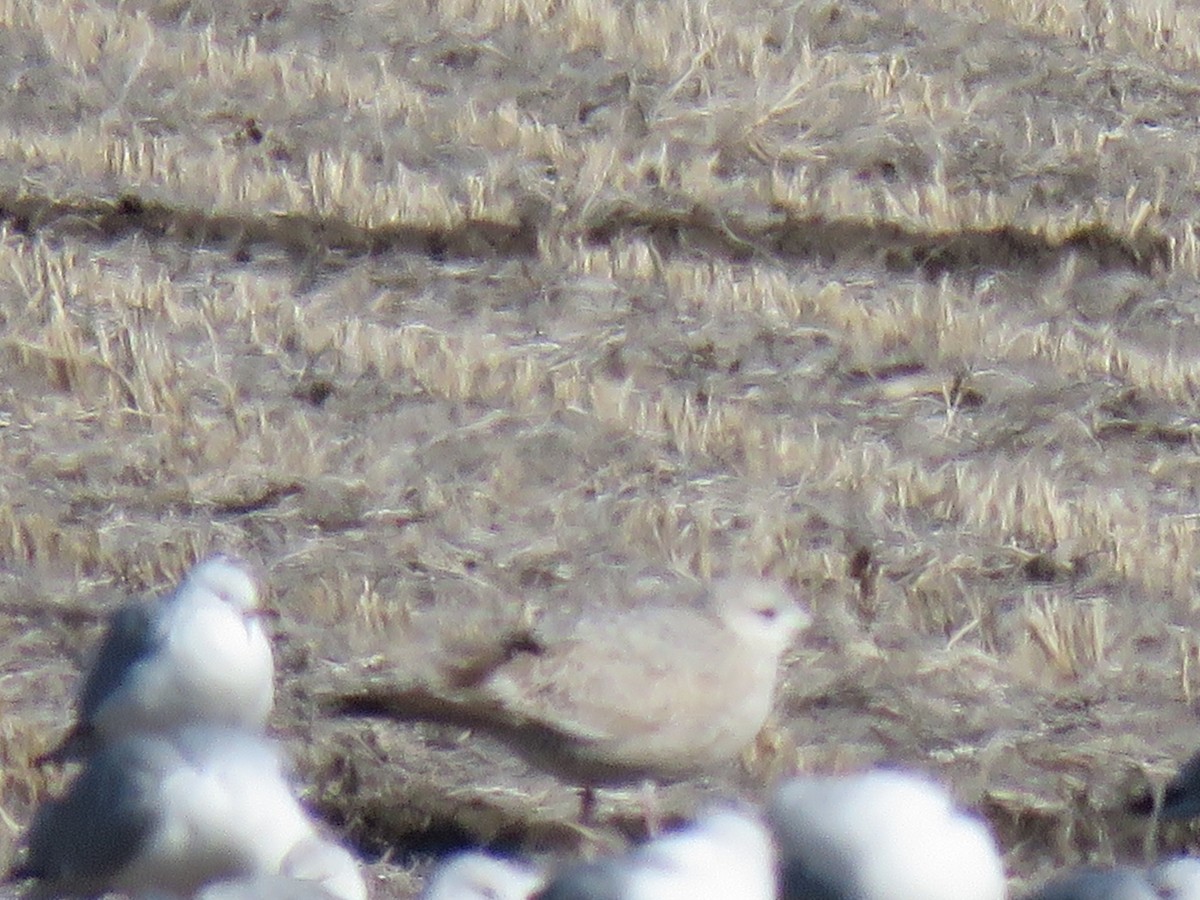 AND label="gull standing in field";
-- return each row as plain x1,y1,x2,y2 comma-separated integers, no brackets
38,554,276,764
328,577,809,813
535,807,777,900
10,727,365,900
420,851,544,900
767,768,1006,900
